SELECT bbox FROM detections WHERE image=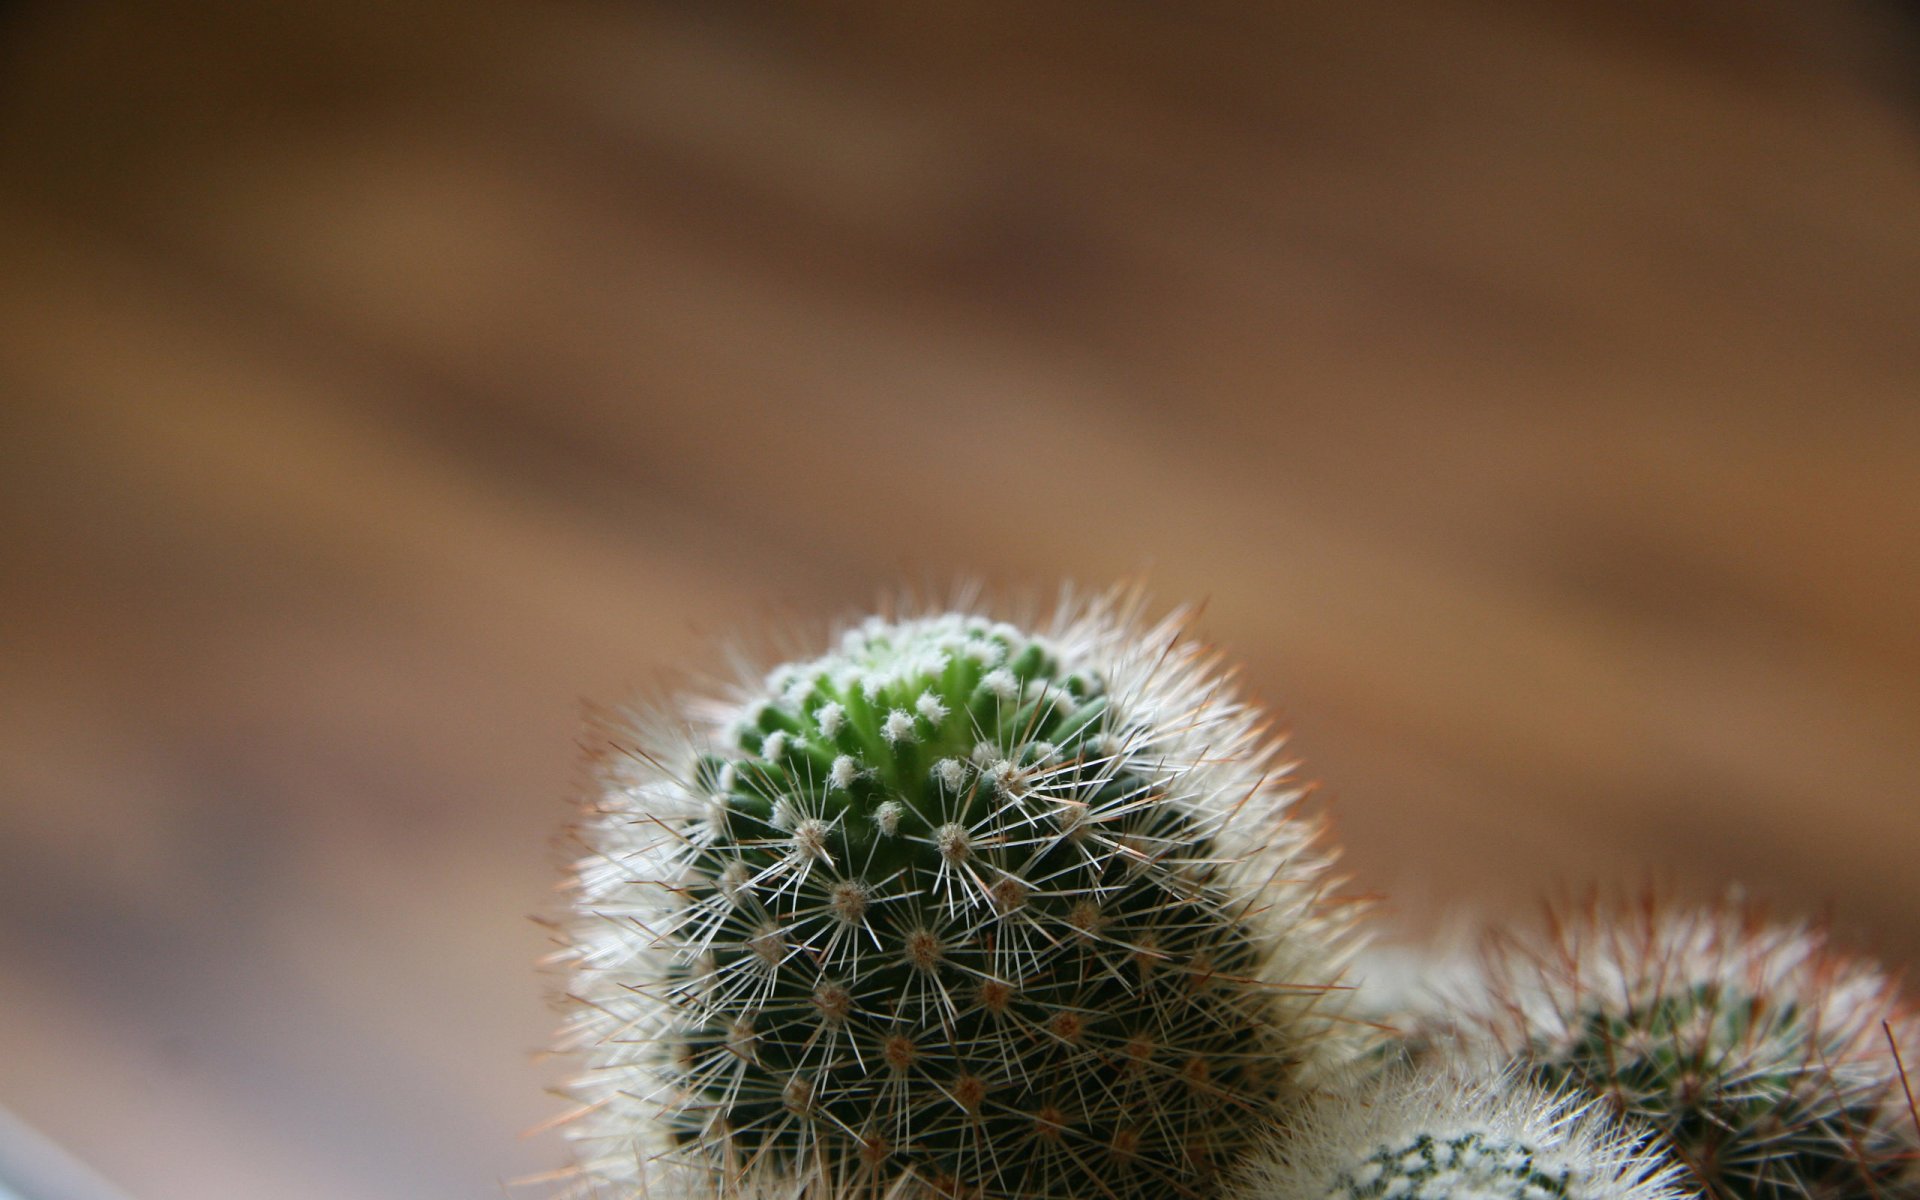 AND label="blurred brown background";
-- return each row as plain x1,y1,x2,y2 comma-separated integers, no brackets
2,2,1918,1197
